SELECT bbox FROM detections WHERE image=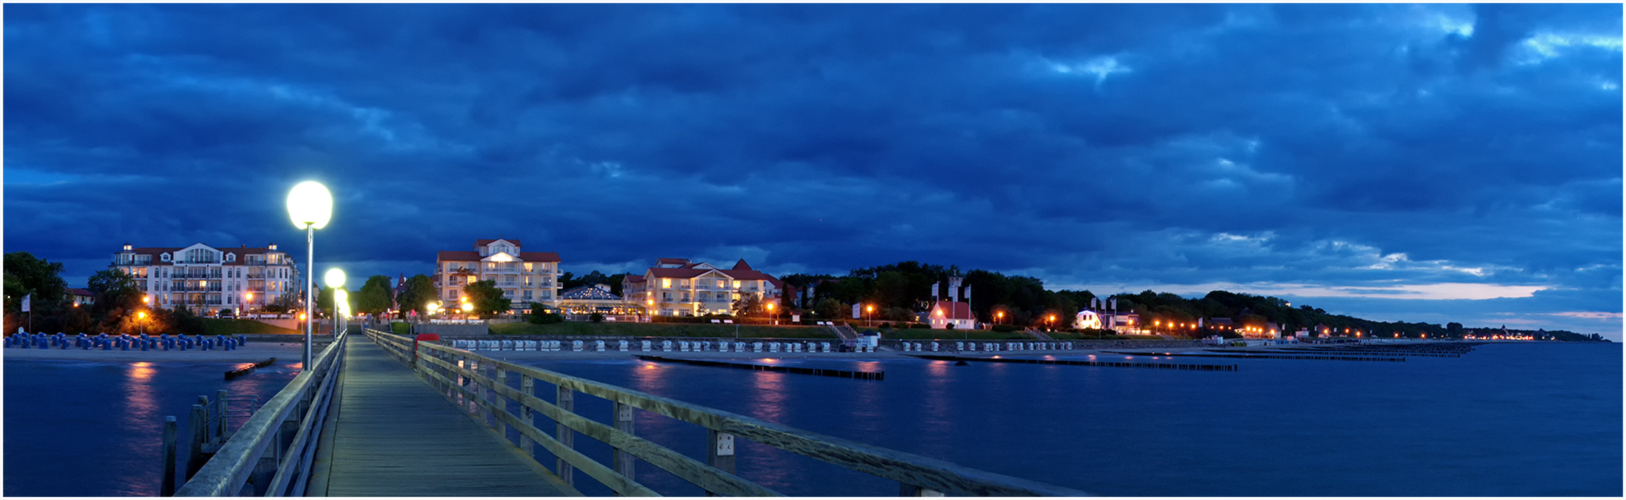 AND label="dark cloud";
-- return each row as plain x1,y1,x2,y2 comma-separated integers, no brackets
4,4,1620,337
